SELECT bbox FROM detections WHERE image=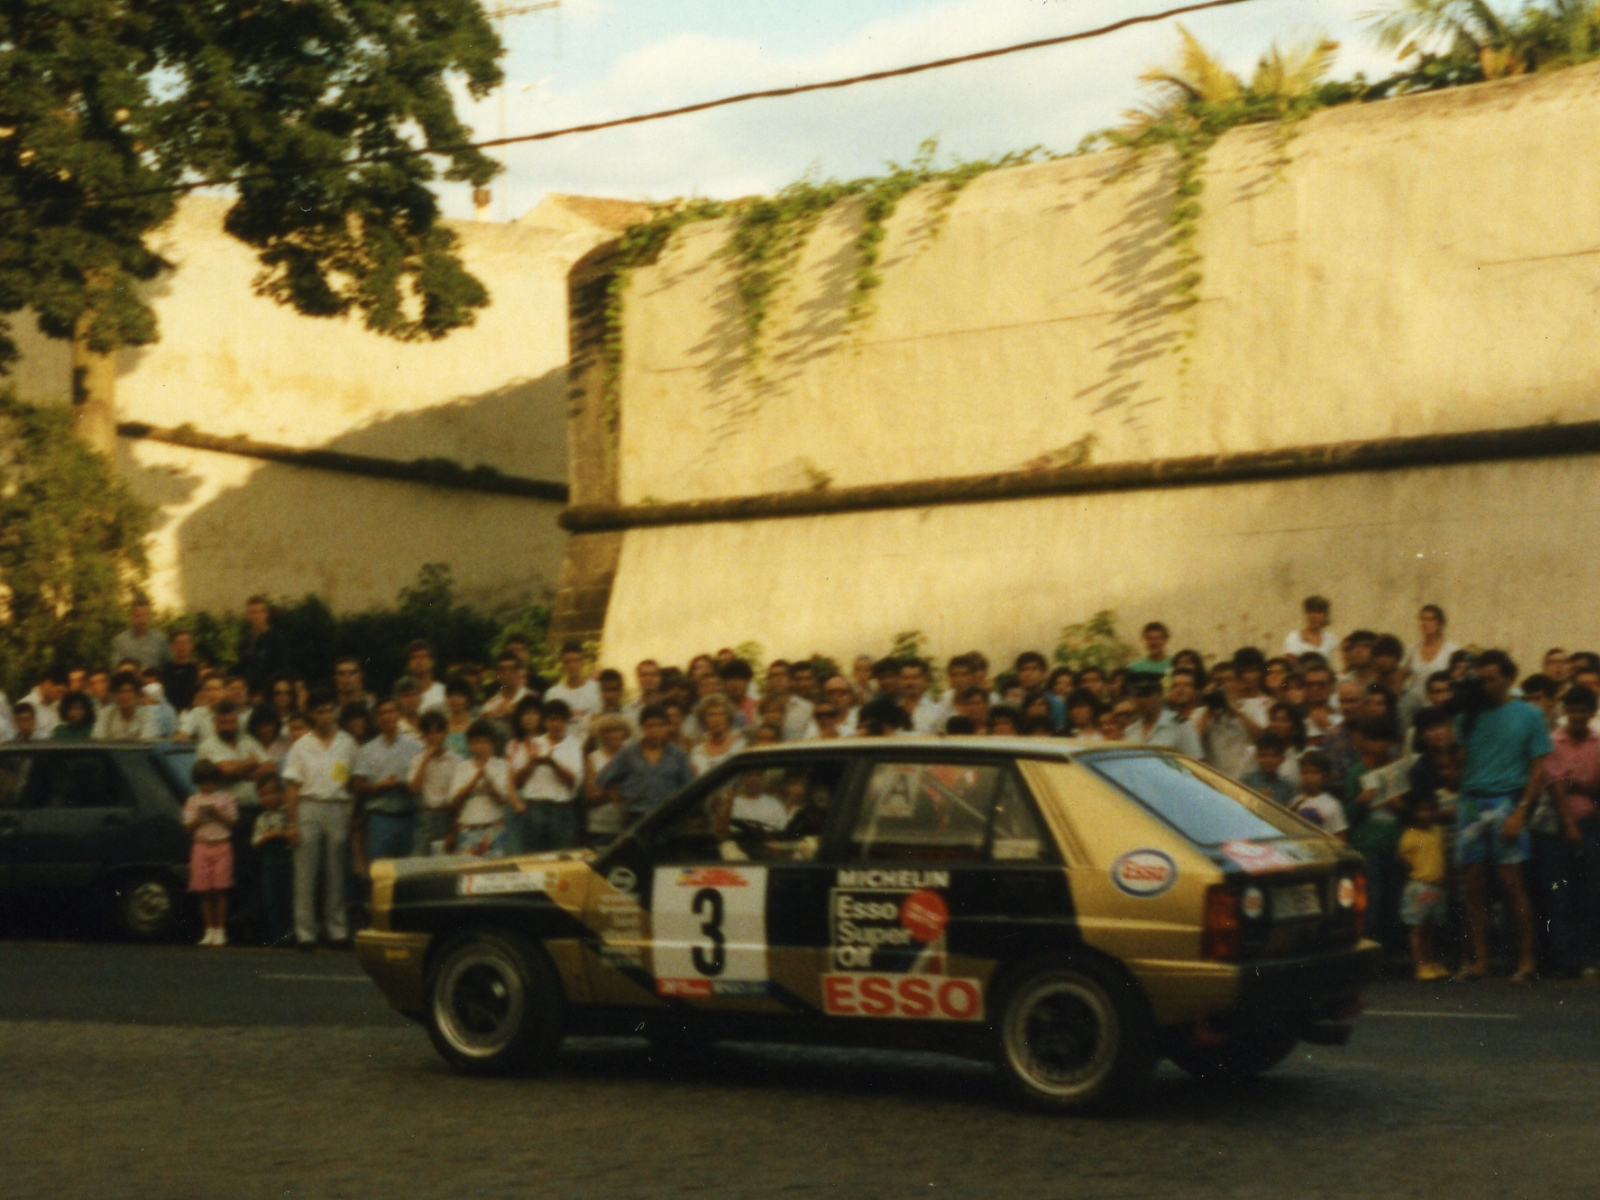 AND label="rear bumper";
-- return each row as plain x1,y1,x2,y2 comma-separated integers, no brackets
1230,940,1382,1026
354,930,432,1019
1133,940,1381,1029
